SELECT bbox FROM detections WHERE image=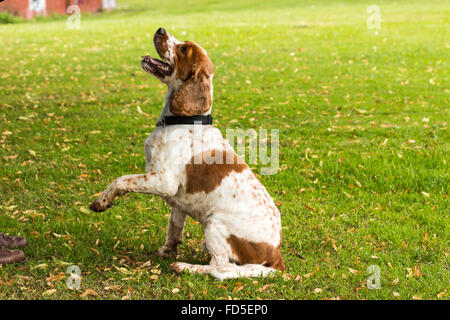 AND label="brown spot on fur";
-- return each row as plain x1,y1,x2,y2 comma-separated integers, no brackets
227,234,285,270
185,150,247,194
141,172,156,181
